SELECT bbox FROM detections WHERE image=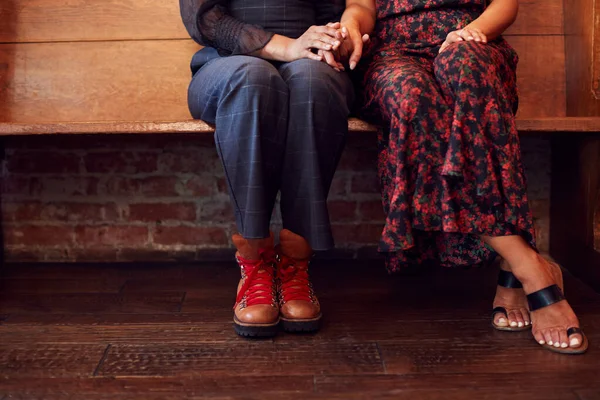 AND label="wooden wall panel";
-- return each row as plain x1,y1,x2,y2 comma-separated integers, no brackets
0,40,201,123
0,0,562,43
564,0,600,116
507,36,566,118
505,0,564,36
0,0,189,43
0,37,565,123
